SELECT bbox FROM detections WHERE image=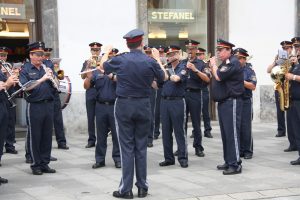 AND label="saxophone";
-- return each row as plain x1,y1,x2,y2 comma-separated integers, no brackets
271,59,291,111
